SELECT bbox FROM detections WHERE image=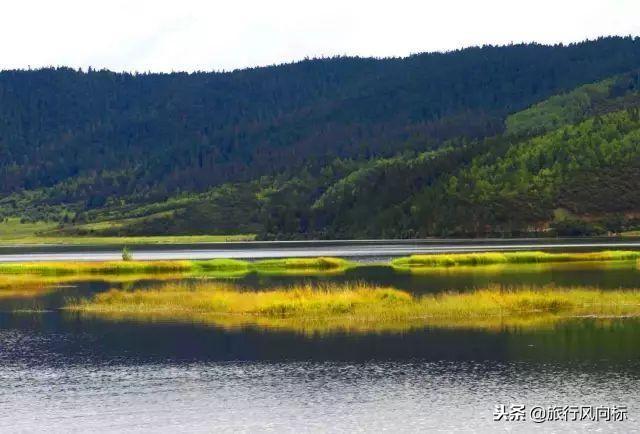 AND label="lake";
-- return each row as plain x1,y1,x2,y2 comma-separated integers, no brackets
1,241,639,432
3,237,640,261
